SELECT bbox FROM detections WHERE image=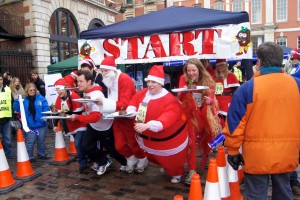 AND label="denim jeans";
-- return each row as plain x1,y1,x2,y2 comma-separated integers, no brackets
74,131,87,168
0,120,13,157
244,172,293,200
25,126,47,159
